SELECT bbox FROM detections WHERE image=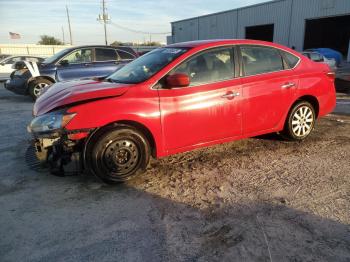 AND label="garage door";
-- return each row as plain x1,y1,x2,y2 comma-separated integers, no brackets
304,15,350,56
